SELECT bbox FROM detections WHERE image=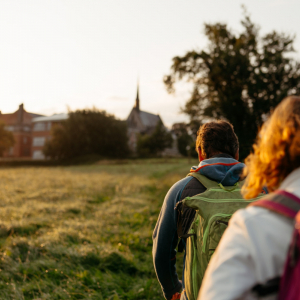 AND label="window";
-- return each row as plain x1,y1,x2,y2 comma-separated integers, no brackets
33,122,46,131
23,126,30,132
33,137,45,147
23,137,27,144
47,122,52,130
32,150,45,160
5,126,14,131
